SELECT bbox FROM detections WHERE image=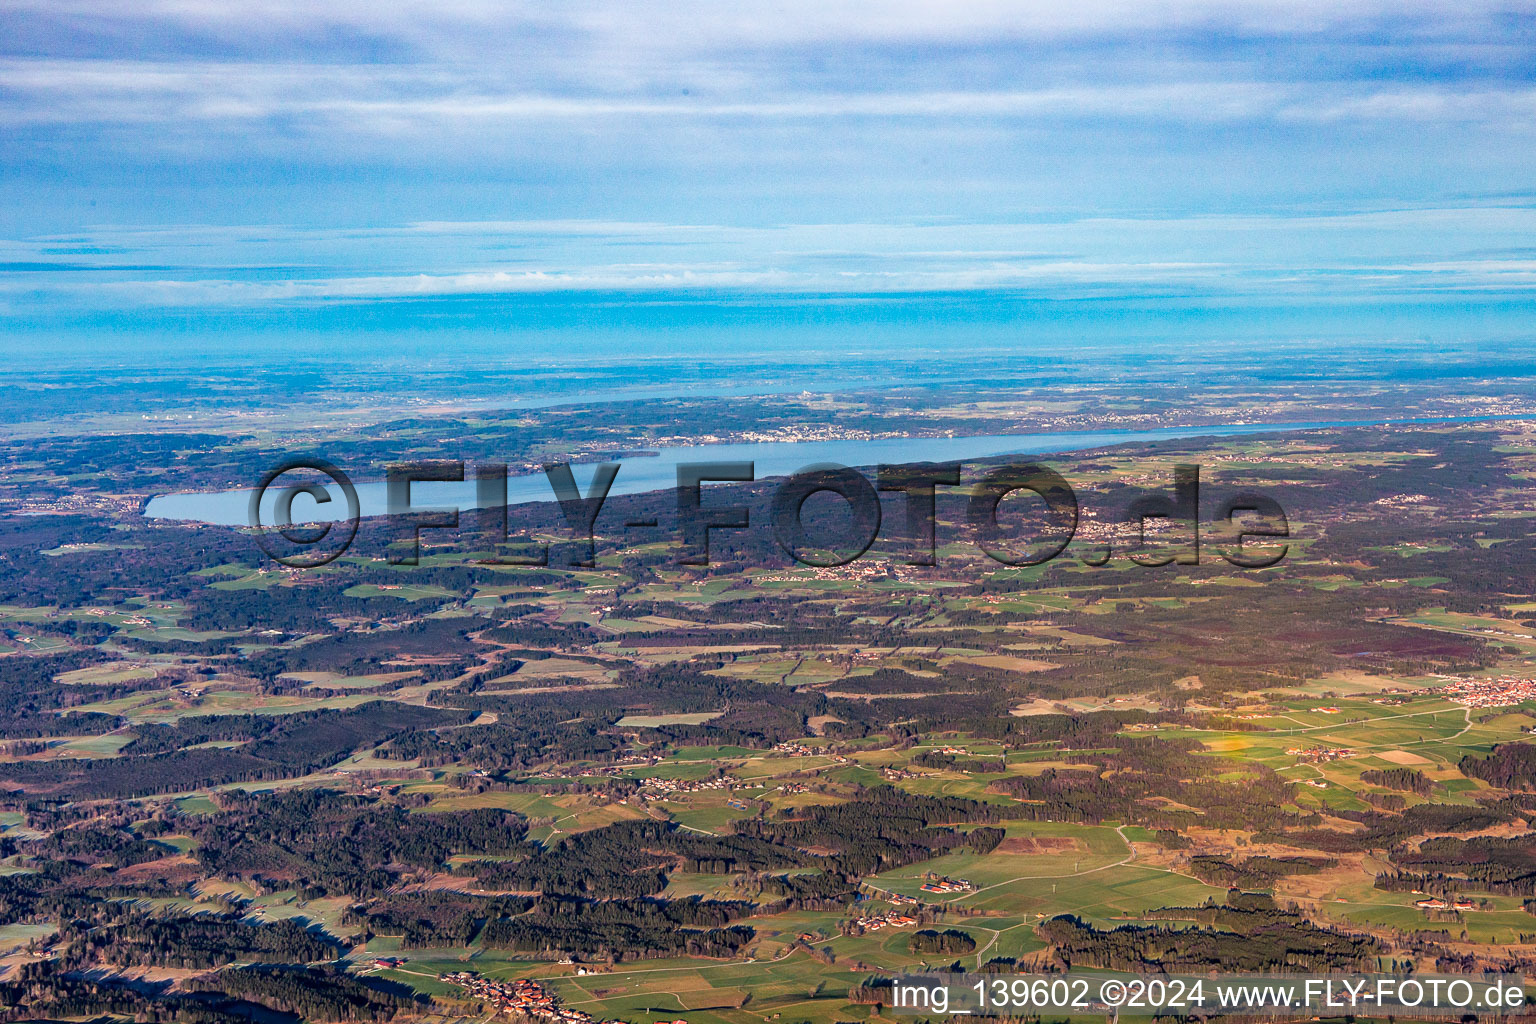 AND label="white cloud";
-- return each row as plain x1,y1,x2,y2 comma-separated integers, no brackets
7,58,1536,133
7,207,1536,307
15,0,1536,49
3,0,1535,136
